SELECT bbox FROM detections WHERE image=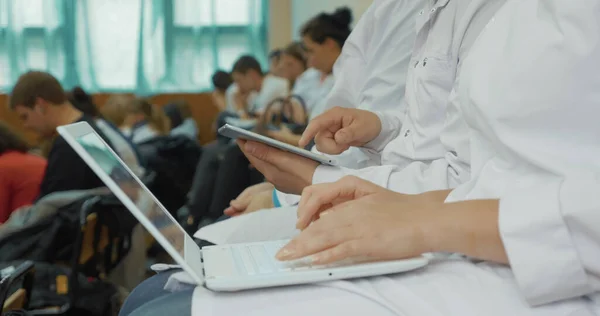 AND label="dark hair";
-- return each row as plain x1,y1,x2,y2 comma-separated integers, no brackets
211,70,233,92
269,49,282,61
232,55,263,76
68,86,101,117
301,7,353,48
282,42,308,69
0,121,30,155
163,101,192,129
9,71,67,110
